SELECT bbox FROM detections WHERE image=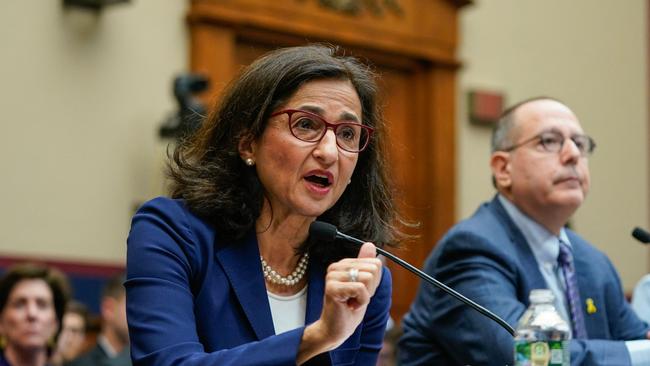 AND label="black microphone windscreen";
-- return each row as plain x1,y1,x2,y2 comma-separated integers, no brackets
309,221,338,242
632,227,650,243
